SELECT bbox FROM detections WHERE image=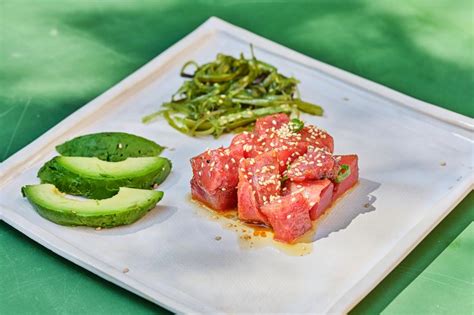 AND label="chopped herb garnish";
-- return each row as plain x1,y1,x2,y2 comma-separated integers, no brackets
143,49,324,137
335,164,351,183
289,118,304,132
